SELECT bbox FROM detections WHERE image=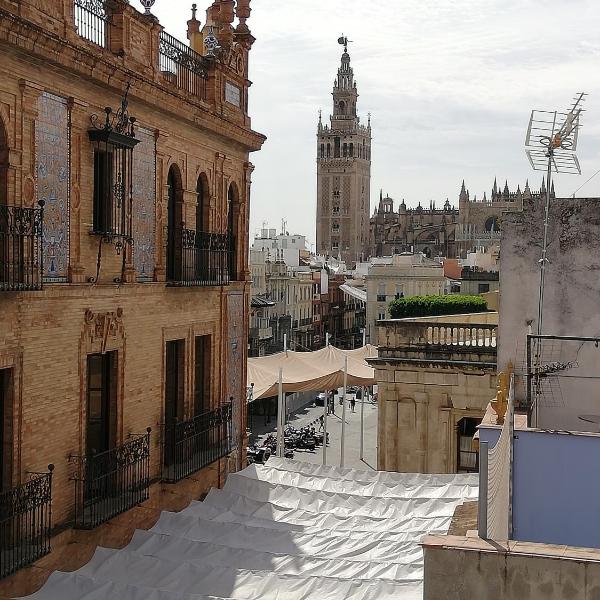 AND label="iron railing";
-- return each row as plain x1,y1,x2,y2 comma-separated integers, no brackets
162,403,232,483
74,0,108,47
167,228,232,286
159,31,209,99
71,429,151,529
0,203,44,291
0,466,54,579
